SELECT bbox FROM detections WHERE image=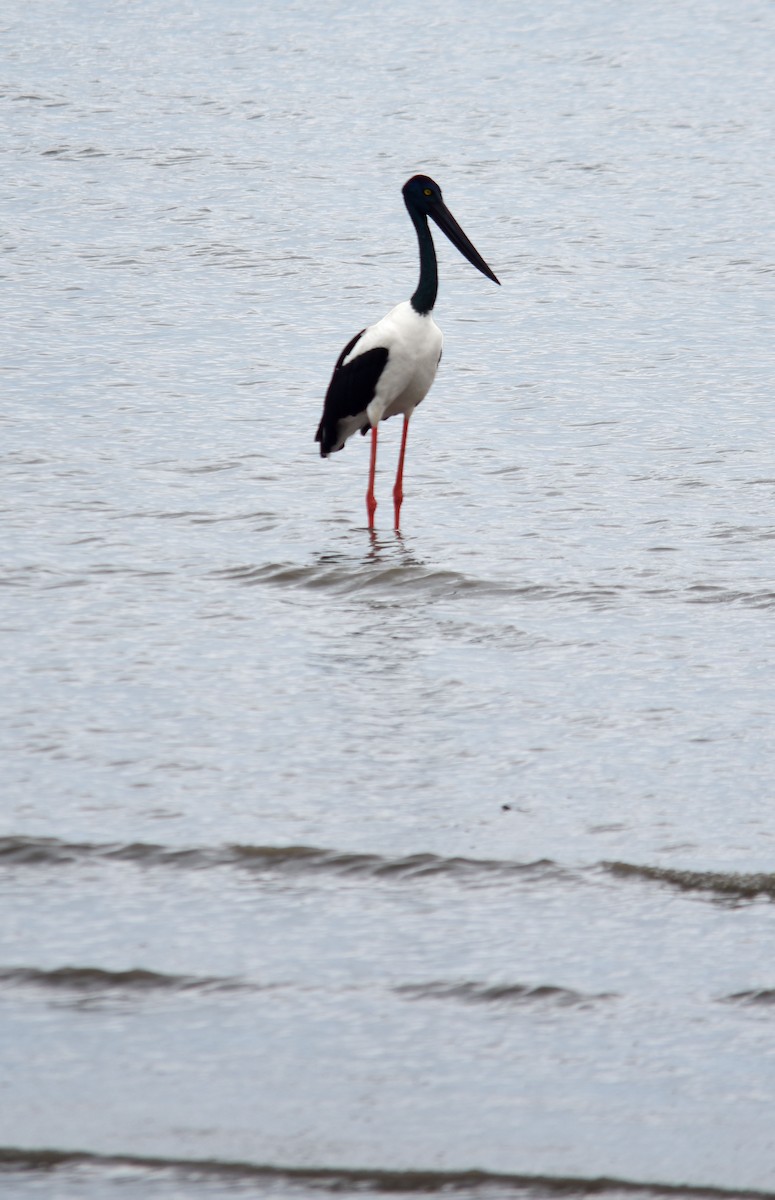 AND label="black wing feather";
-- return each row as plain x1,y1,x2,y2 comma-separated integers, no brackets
315,331,389,456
